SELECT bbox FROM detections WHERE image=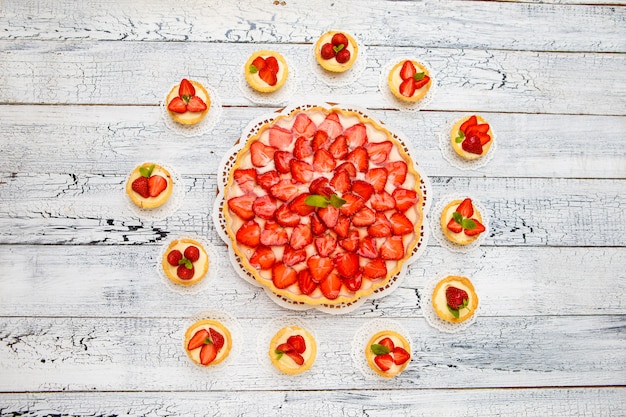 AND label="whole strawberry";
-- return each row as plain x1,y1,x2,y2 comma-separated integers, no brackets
446,286,469,311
